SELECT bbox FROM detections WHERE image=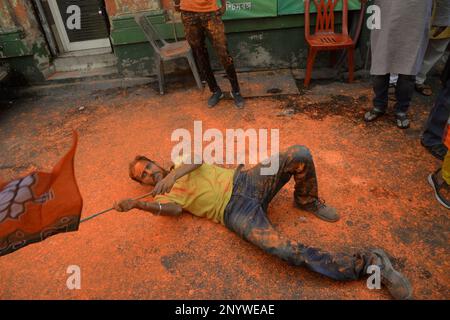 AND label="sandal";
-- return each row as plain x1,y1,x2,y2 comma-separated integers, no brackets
415,83,433,96
364,108,385,122
396,113,410,129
